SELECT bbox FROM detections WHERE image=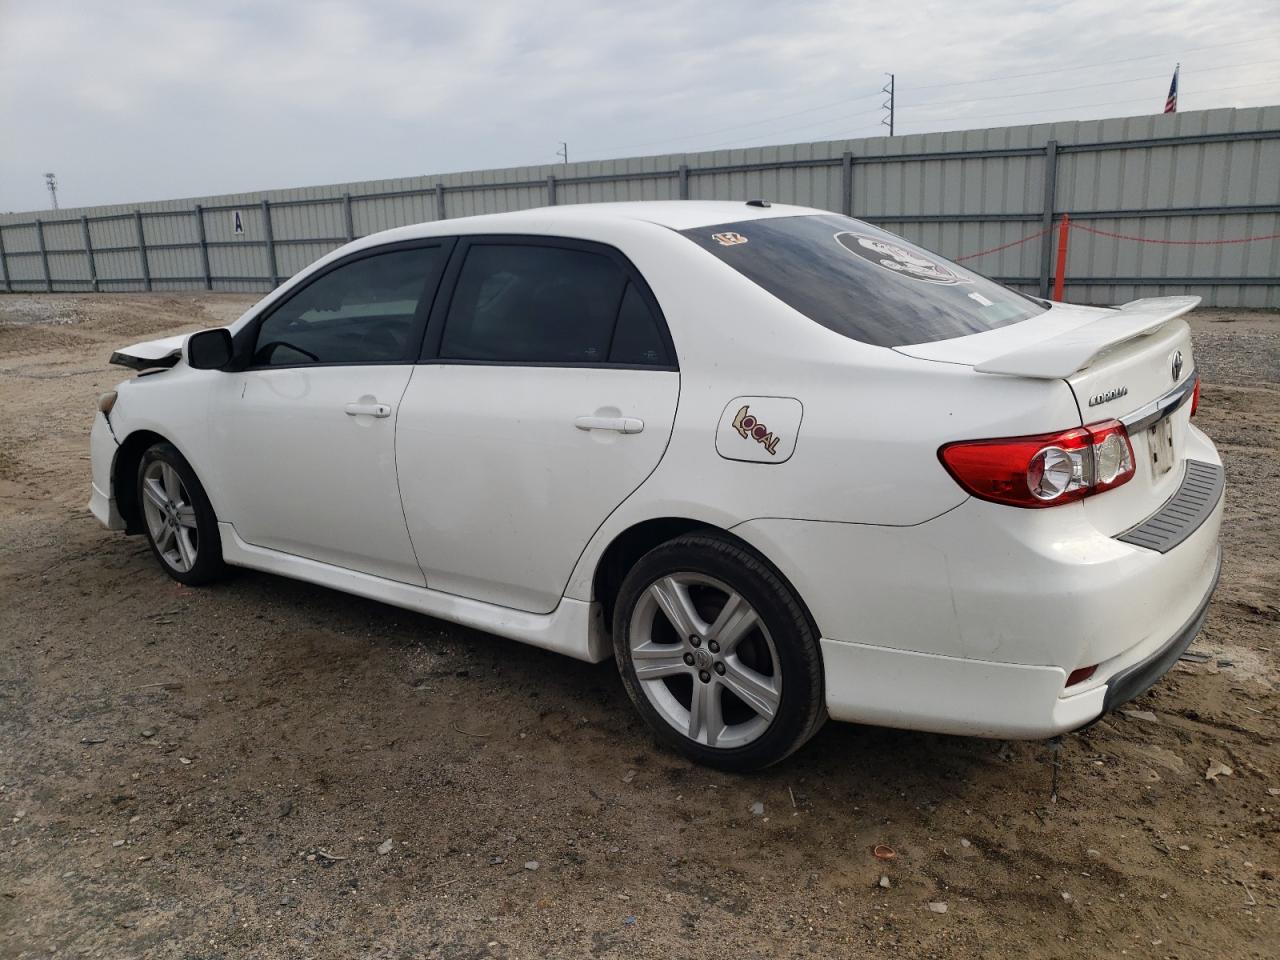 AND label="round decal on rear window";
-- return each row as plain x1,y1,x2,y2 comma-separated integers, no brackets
834,232,969,285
